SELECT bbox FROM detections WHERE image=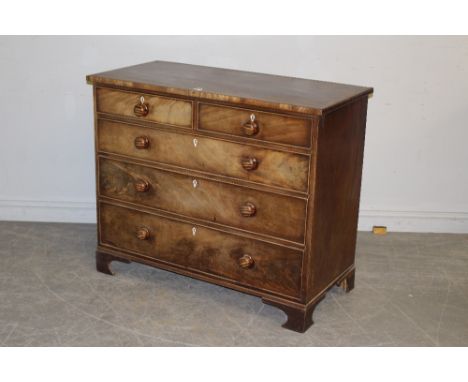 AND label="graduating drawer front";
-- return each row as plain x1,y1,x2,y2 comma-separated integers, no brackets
96,87,192,128
99,157,306,243
99,202,302,298
199,103,312,147
97,119,309,192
